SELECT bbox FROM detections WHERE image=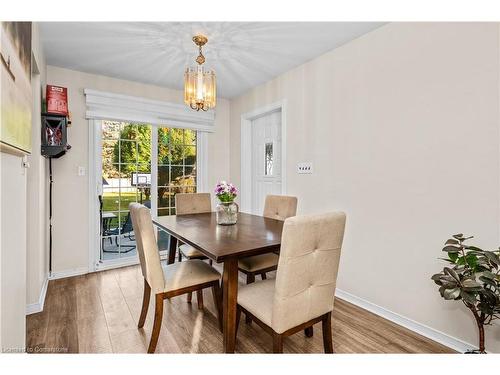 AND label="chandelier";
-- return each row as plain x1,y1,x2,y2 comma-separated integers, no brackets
184,35,216,111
